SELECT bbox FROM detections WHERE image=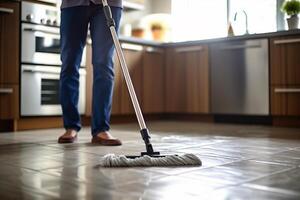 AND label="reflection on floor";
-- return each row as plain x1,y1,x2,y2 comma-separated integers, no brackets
0,121,300,199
